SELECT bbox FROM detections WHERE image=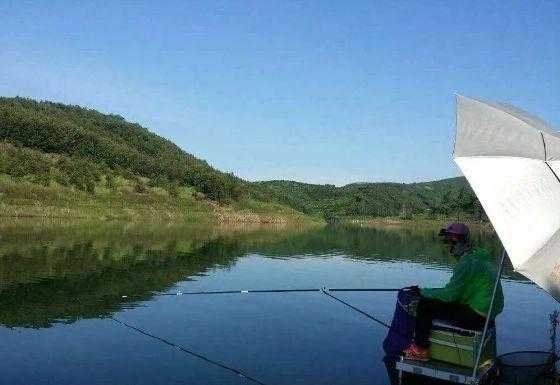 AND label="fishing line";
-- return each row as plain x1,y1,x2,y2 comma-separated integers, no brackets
320,289,417,341
121,287,400,298
108,317,269,385
320,288,393,330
